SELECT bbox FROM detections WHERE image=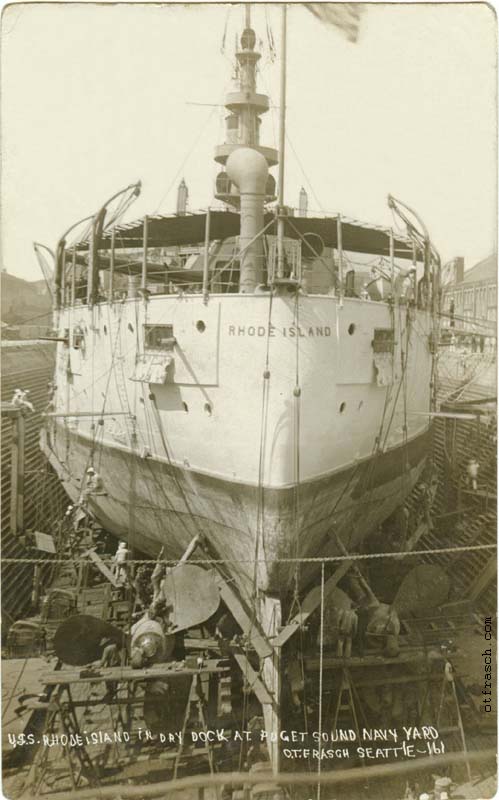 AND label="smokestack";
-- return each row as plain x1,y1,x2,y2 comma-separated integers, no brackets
177,178,188,216
226,147,268,293
454,256,464,284
298,187,308,218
